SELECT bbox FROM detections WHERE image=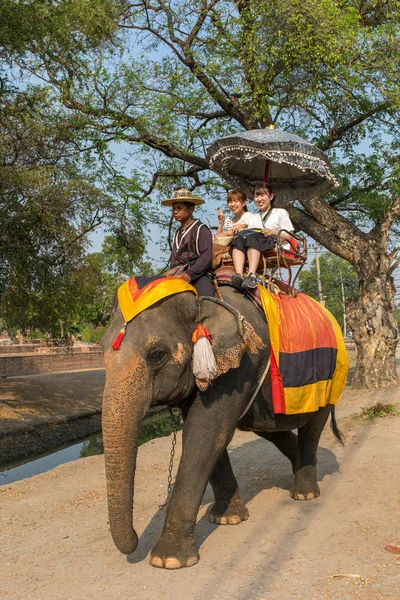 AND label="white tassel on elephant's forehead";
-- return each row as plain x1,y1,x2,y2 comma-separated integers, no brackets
191,324,217,382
